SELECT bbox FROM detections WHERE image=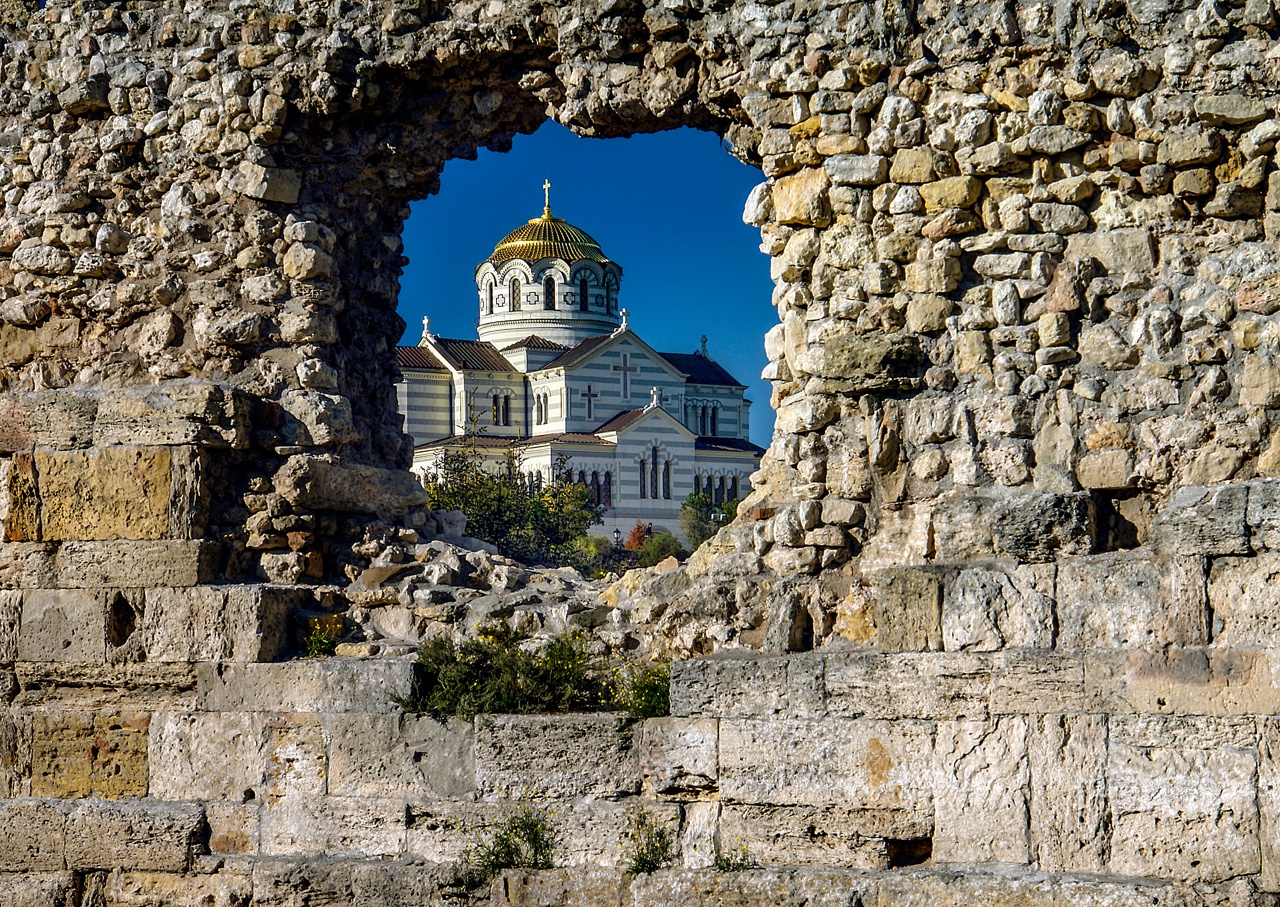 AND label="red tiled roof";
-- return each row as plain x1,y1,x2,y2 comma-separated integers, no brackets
396,346,446,369
594,408,650,433
431,337,514,372
501,335,568,352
